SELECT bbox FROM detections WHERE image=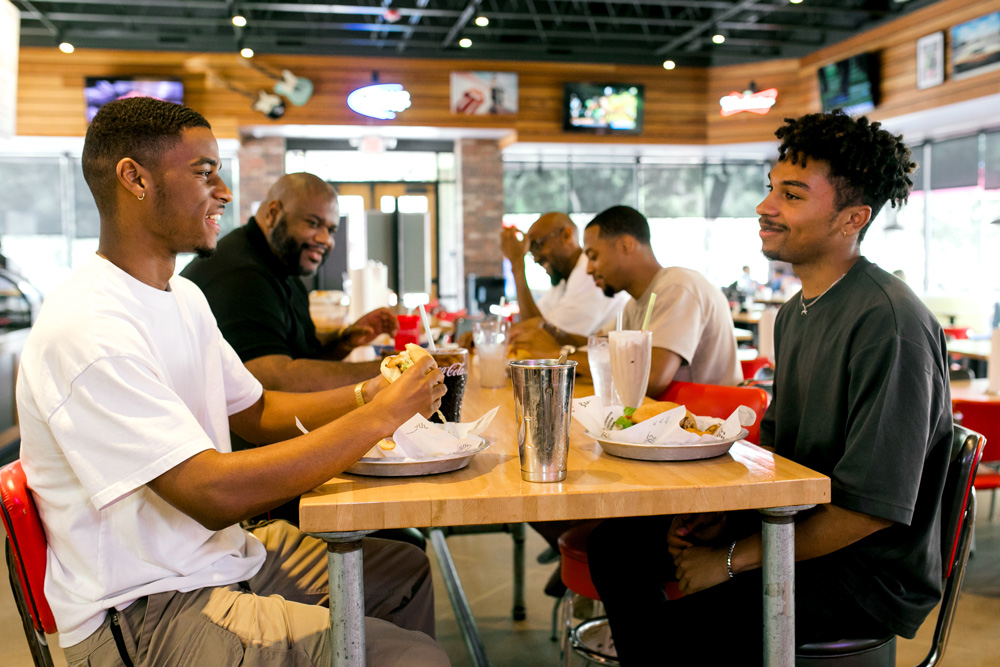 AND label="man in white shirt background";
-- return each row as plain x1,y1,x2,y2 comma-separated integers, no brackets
500,212,627,337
